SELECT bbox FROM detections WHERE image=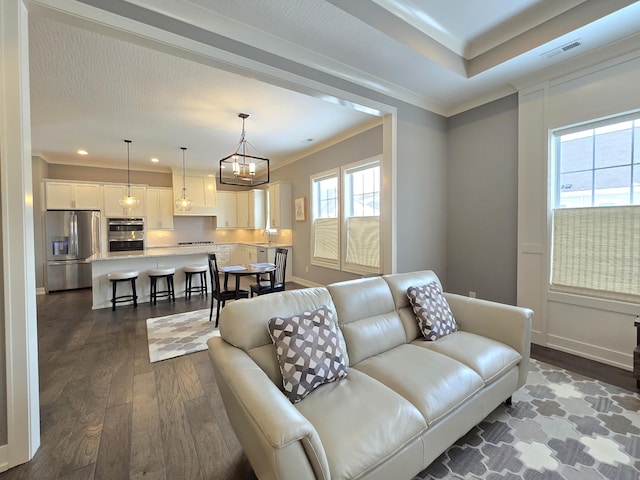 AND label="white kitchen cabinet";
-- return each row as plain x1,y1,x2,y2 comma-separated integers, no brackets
172,169,218,215
268,182,292,228
45,181,101,210
216,191,237,229
236,191,249,228
214,244,233,266
146,187,174,229
103,184,146,217
236,189,266,229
